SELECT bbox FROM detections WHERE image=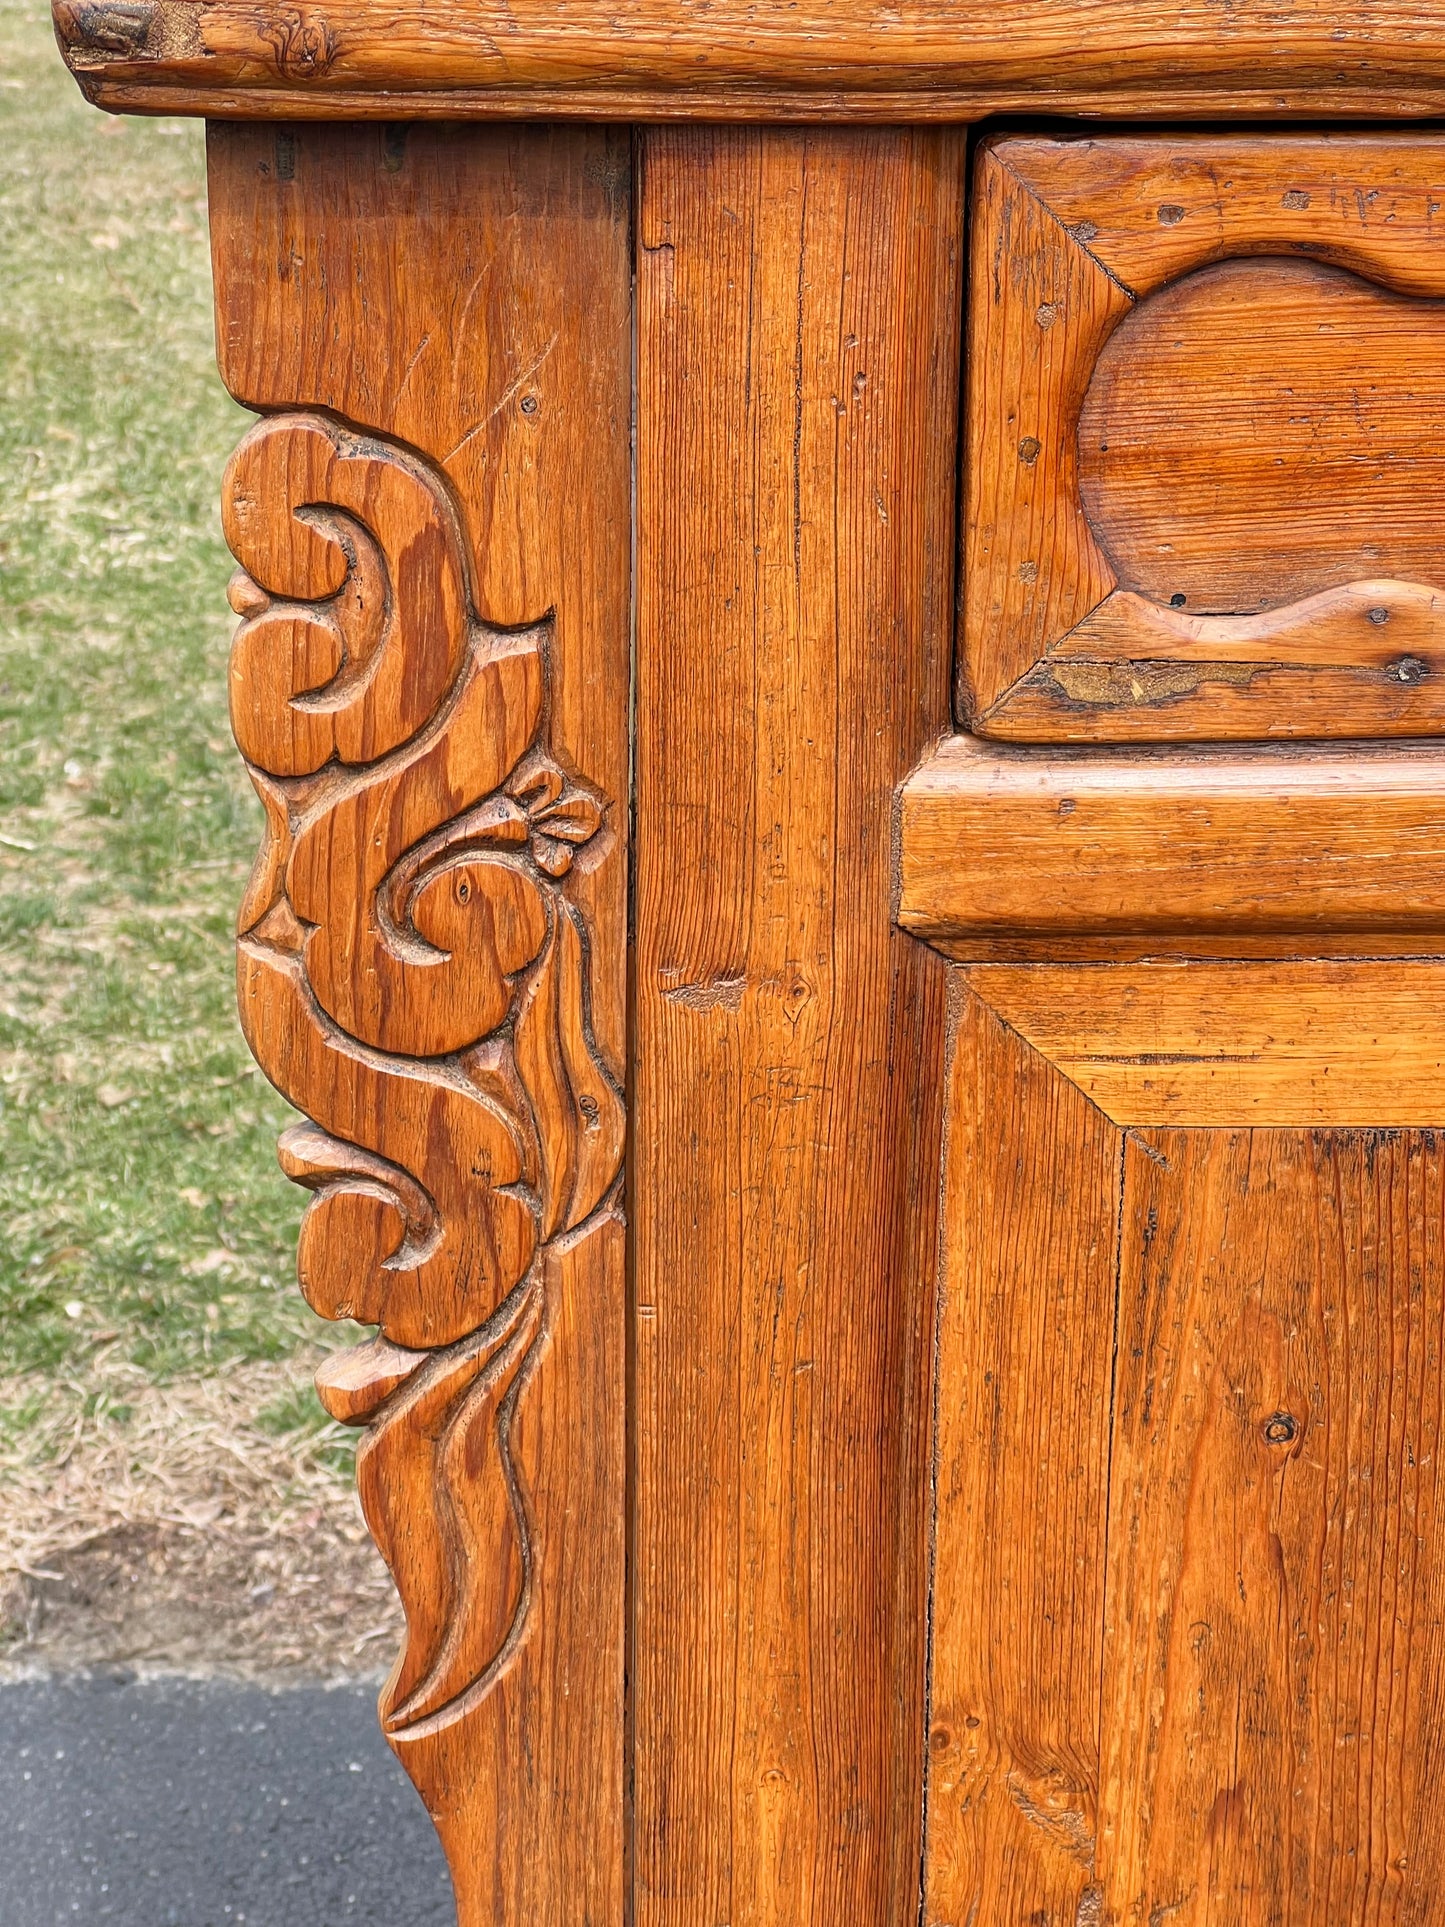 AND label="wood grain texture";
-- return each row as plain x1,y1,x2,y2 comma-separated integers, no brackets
960,139,1125,716
924,983,1121,1927
900,733,1445,956
54,0,1445,119
927,995,1445,1914
1081,259,1445,615
1008,133,1445,301
209,120,631,1070
633,126,960,1927
209,125,629,1927
968,133,1445,741
1102,1127,1445,1920
964,962,1445,1125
